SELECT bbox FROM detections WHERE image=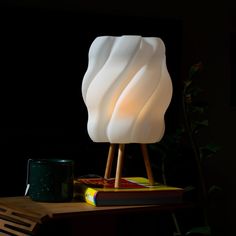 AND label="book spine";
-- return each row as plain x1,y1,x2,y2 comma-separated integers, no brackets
84,187,98,206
